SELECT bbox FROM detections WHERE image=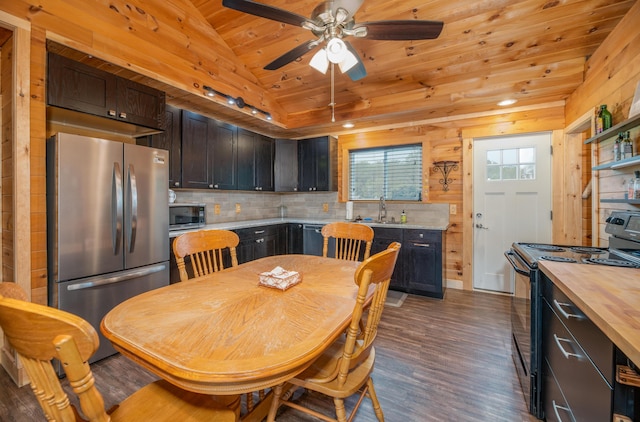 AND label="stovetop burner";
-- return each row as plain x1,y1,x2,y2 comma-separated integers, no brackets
583,258,640,268
525,244,566,252
570,246,607,254
540,255,578,263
